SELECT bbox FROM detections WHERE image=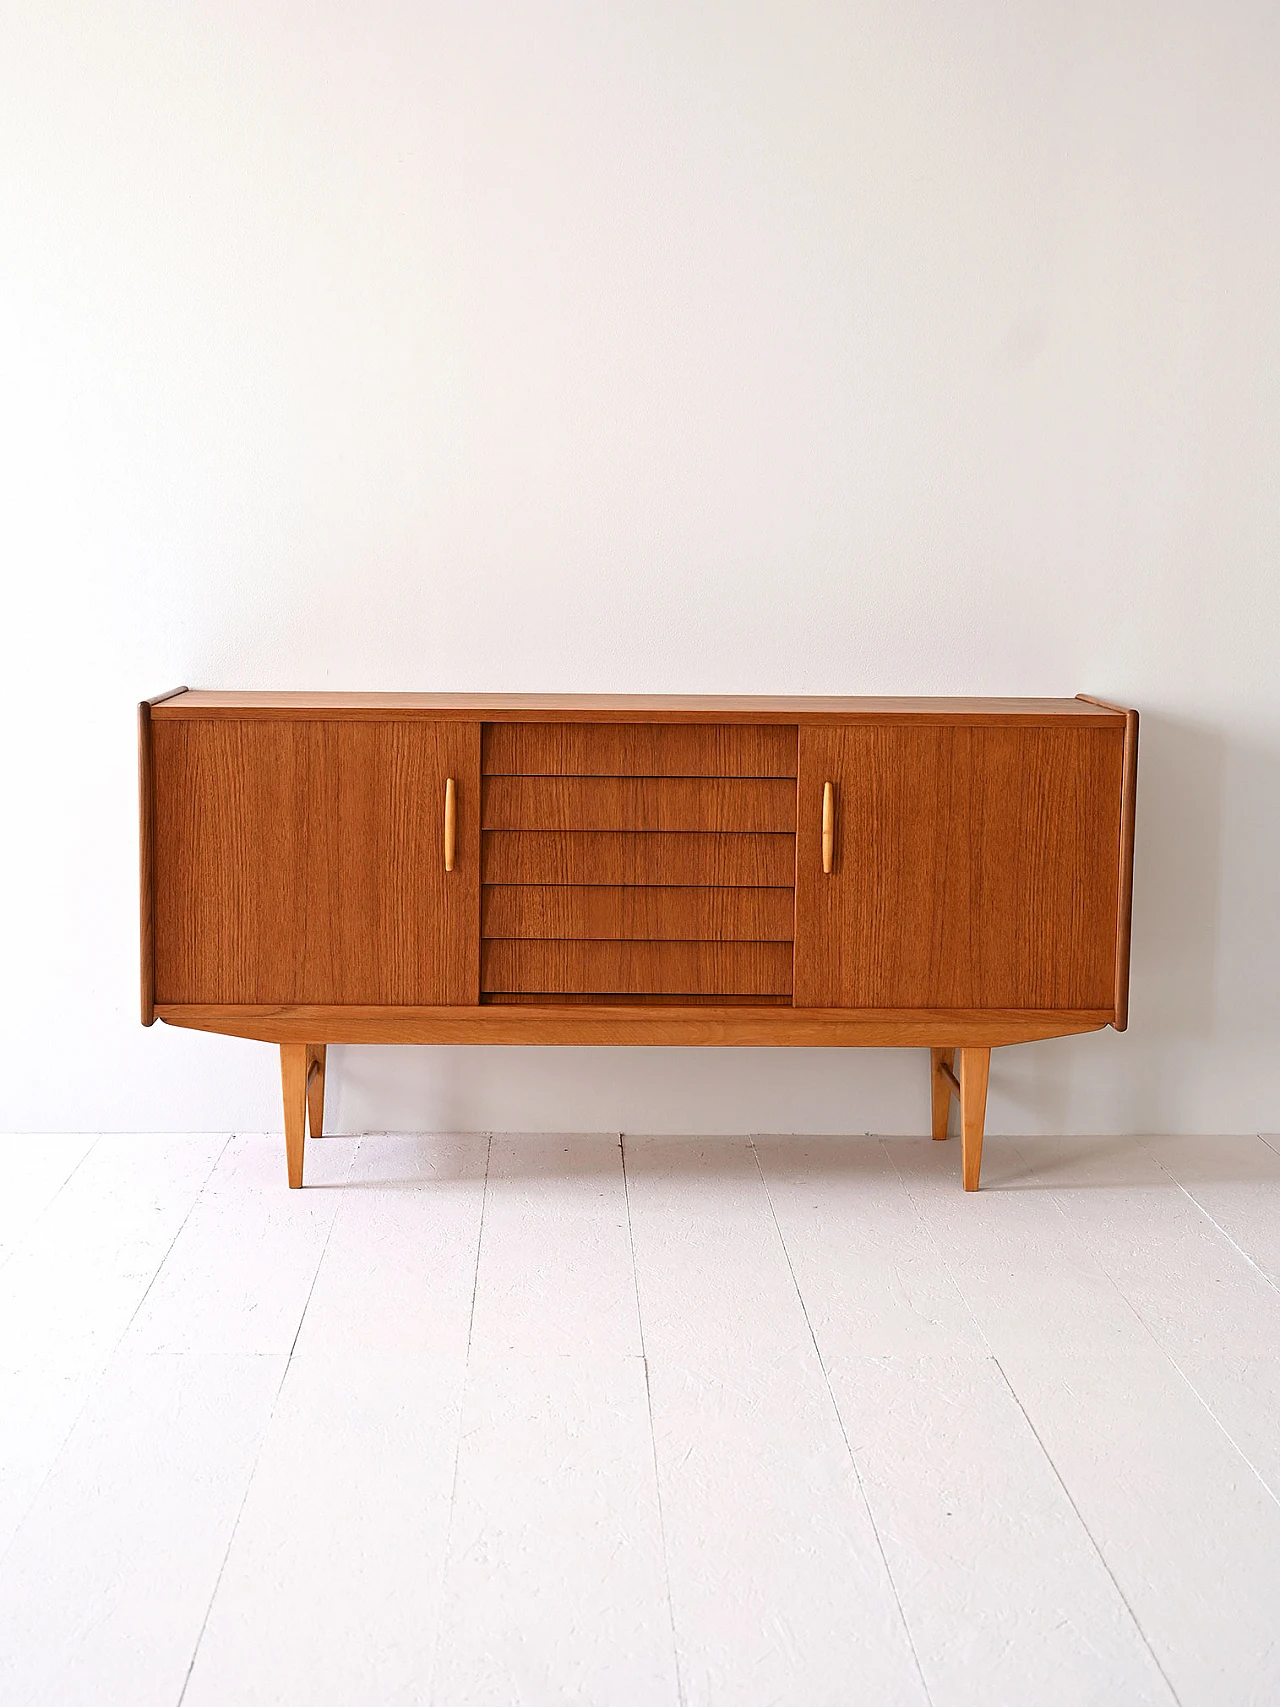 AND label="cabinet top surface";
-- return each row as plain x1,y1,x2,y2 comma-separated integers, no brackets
150,691,1129,724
